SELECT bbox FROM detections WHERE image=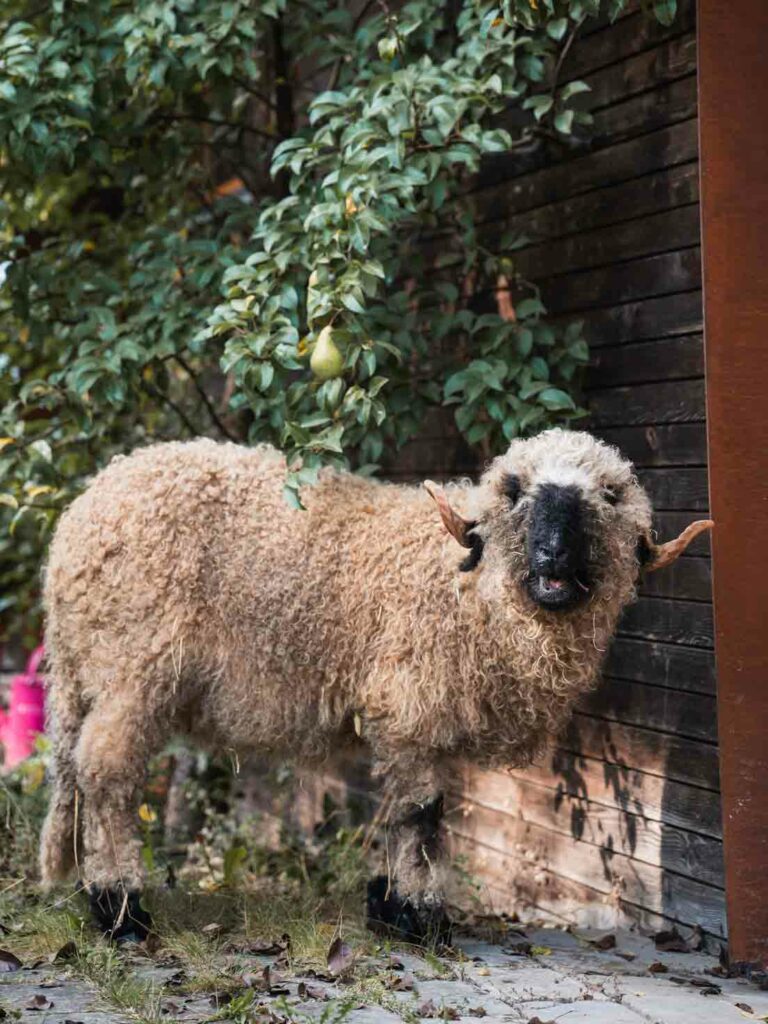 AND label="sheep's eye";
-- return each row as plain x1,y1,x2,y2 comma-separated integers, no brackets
502,473,521,506
603,486,621,506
